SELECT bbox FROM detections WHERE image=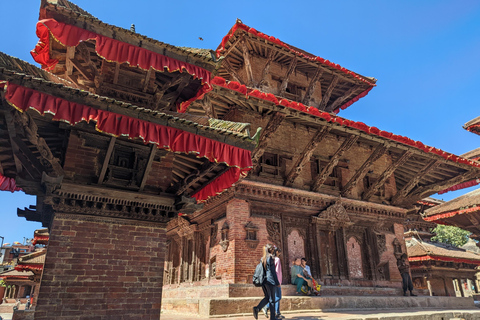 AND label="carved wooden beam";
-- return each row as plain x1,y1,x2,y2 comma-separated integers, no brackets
199,96,217,118
65,46,75,76
222,59,244,84
363,151,413,201
175,162,221,196
76,42,98,79
407,170,480,205
113,62,120,84
241,38,255,86
162,78,189,110
284,126,330,187
258,50,275,89
251,112,285,167
98,136,116,184
278,57,298,96
312,134,358,192
302,67,323,106
466,214,480,226
139,144,157,192
143,67,154,93
391,159,440,205
341,144,388,197
318,75,339,110
13,112,64,177
325,85,358,112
